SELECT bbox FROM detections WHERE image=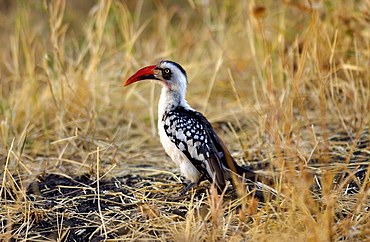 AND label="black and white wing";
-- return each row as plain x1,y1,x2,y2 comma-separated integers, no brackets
162,107,230,190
